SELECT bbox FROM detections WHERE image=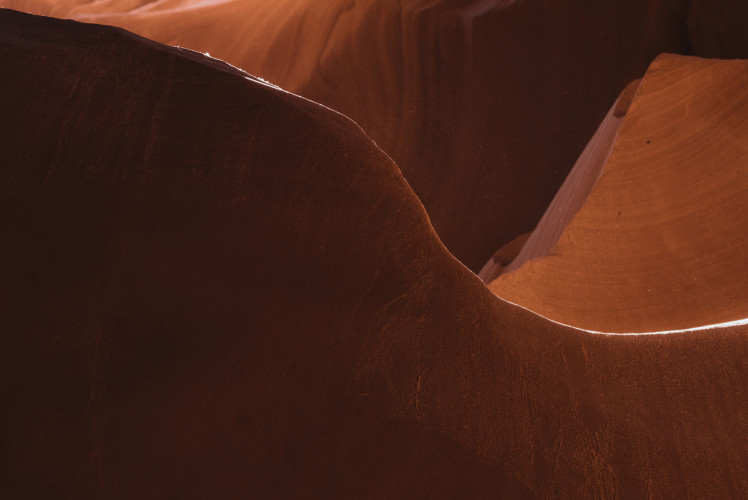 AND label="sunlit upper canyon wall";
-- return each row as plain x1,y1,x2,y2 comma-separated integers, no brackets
2,3,748,499
9,0,747,272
